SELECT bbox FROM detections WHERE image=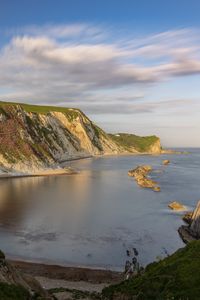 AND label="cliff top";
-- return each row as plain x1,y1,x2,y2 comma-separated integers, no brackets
109,133,160,153
0,100,82,116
